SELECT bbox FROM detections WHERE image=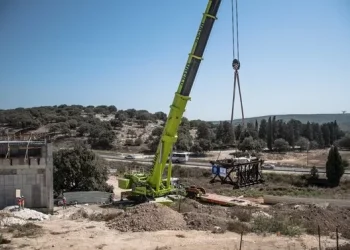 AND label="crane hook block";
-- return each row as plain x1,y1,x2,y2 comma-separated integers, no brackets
232,59,240,70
